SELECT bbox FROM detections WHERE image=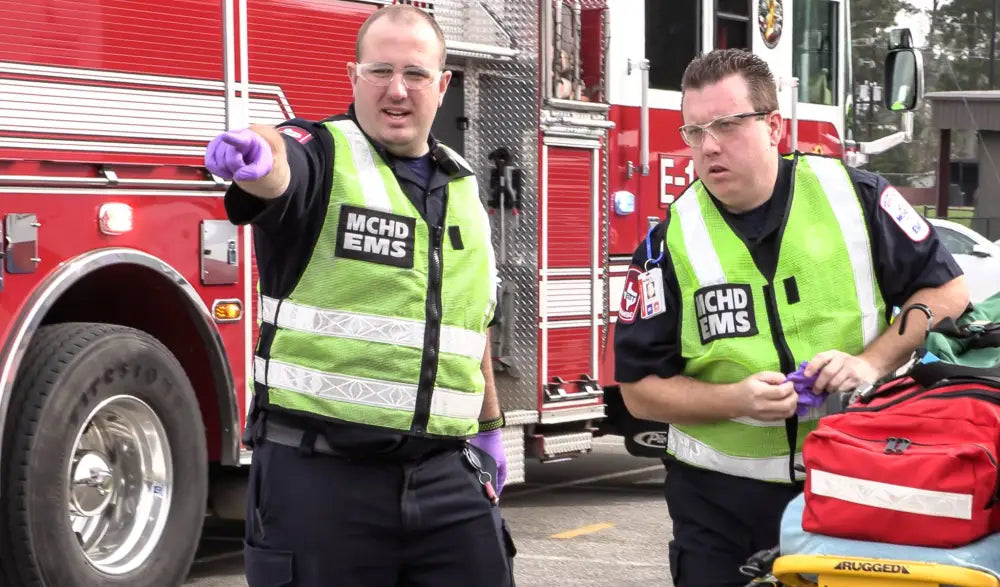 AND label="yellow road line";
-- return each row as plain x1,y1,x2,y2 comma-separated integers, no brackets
550,522,615,539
